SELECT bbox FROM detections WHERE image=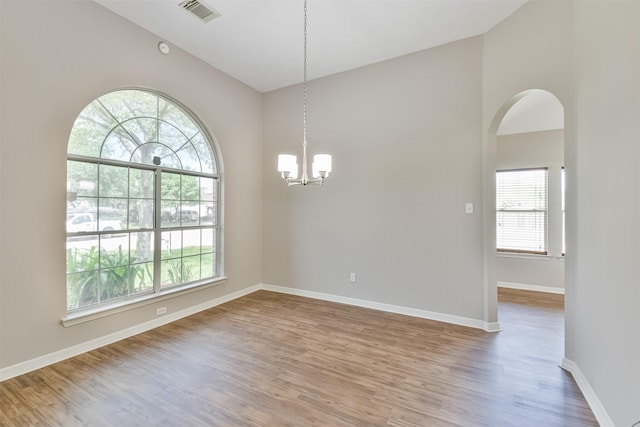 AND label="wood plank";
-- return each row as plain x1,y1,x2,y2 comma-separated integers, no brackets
0,288,597,426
